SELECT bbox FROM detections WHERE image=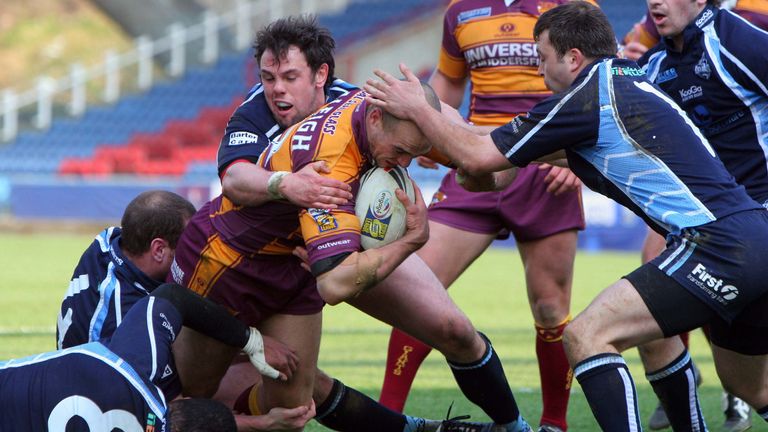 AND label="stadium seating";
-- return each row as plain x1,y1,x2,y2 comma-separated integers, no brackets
0,0,643,182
